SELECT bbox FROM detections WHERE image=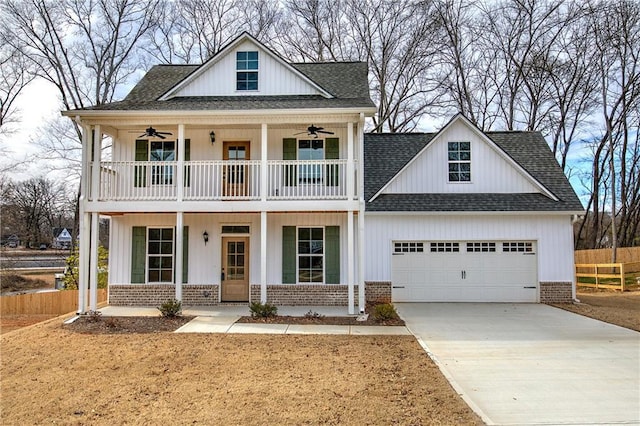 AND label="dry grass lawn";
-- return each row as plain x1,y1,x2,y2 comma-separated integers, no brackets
1,319,482,425
554,290,640,332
